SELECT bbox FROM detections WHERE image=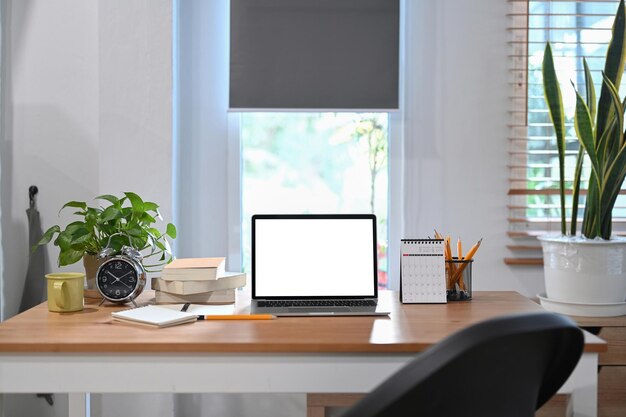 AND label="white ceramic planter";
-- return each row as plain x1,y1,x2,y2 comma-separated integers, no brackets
538,235,626,304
